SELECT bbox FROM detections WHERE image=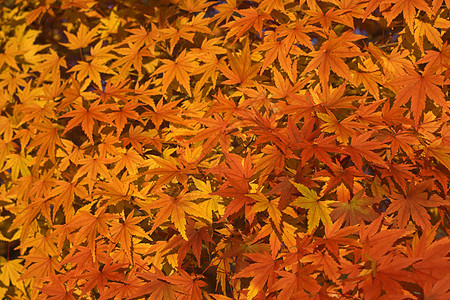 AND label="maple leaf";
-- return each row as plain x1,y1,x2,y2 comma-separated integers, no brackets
317,162,368,194
26,4,48,25
109,212,151,258
38,274,76,300
79,259,125,295
410,230,450,283
295,133,342,168
87,40,116,62
343,131,387,170
383,130,419,161
60,100,114,144
301,31,363,90
34,49,67,84
20,250,61,281
417,42,450,74
60,246,96,276
380,161,416,192
109,100,142,136
62,24,99,50
0,116,13,142
175,220,214,267
223,7,272,43
218,39,260,87
363,0,387,21
159,26,195,55
330,190,379,226
248,192,282,232
0,258,23,287
253,144,289,182
270,264,321,298
154,50,197,96
145,189,210,240
191,53,225,89
72,155,118,192
291,182,334,233
69,58,115,88
212,152,256,221
134,269,177,300
278,19,316,51
235,252,279,299
359,216,413,260
111,42,152,76
353,64,383,101
113,148,145,175
100,271,143,300
265,68,310,101
69,208,118,257
423,275,450,300
142,99,185,130
28,120,62,163
256,34,292,76
389,69,449,123
206,88,244,117
120,125,156,154
0,41,21,71
57,77,96,112
315,216,358,256
189,178,223,221
94,78,132,103
303,250,340,282
93,175,136,207
239,108,289,151
317,110,360,144
386,180,446,230
144,155,191,191
2,153,31,180
306,2,357,28
48,180,88,220
359,253,416,299
123,24,159,48
211,0,237,24
425,139,450,171
165,269,207,299
188,114,236,159
384,0,431,31
414,19,443,51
